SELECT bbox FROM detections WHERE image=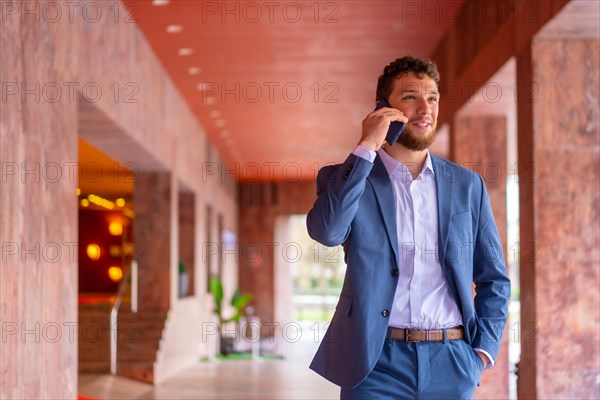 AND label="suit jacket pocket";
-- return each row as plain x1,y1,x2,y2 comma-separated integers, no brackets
451,210,471,223
449,210,474,240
